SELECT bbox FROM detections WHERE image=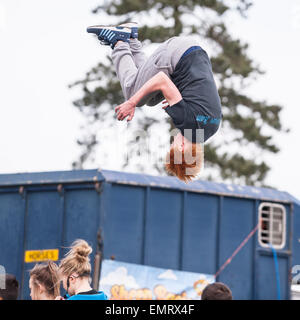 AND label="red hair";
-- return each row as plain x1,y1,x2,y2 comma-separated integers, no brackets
165,143,203,183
